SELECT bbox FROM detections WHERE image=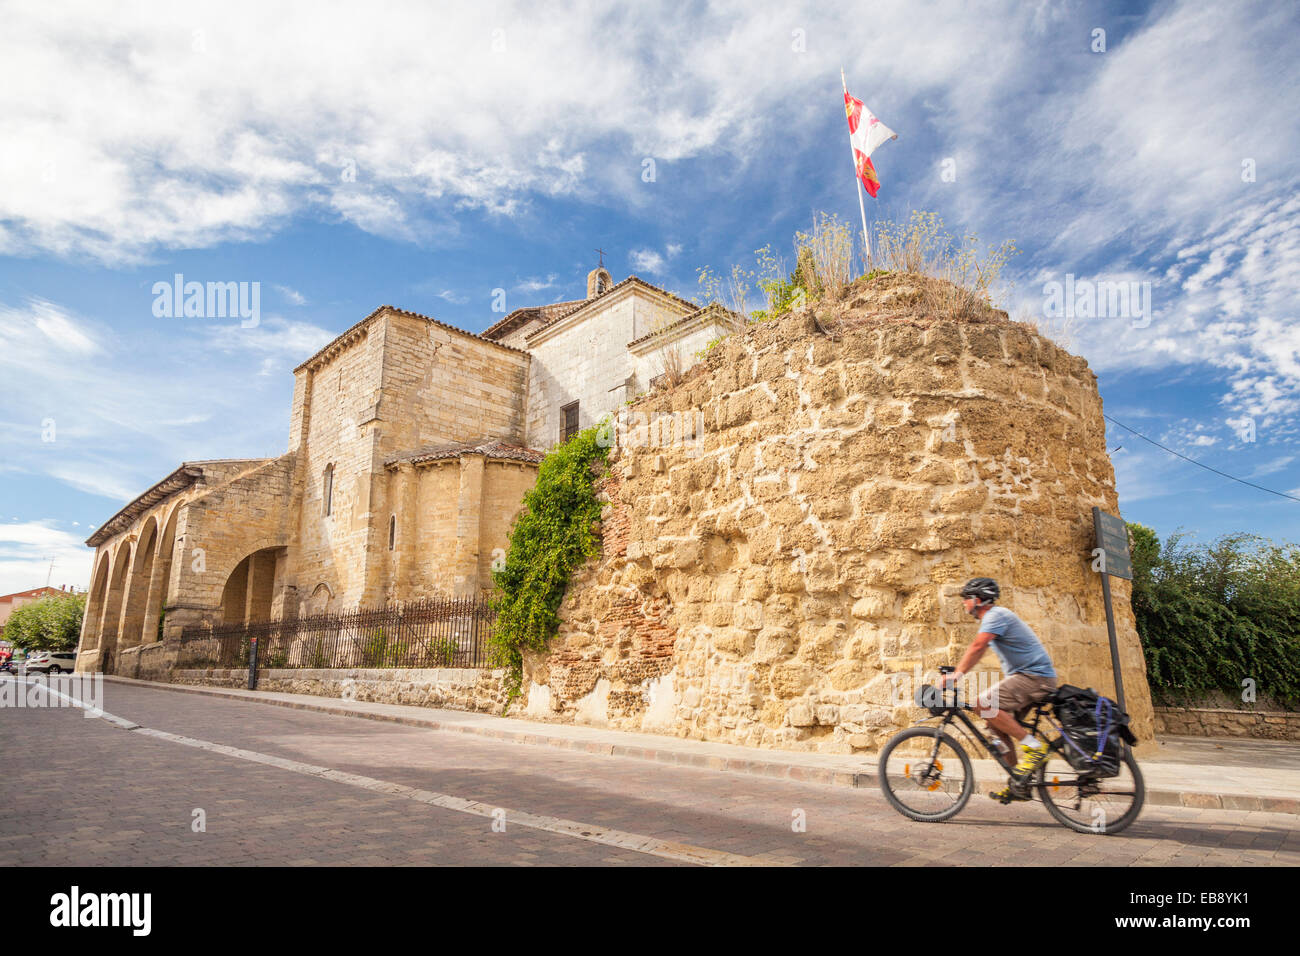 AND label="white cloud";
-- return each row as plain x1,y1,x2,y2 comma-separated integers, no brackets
1250,456,1296,478
0,521,93,594
201,316,335,359
630,249,667,274
275,285,306,306
0,298,105,364
0,0,1064,262
516,274,558,294
436,290,469,305
45,465,142,503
